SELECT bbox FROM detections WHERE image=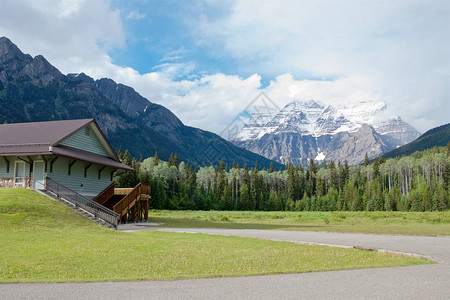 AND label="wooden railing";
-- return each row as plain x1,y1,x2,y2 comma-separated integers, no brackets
46,177,119,227
114,188,134,195
112,183,151,218
93,182,115,205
